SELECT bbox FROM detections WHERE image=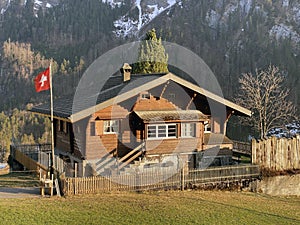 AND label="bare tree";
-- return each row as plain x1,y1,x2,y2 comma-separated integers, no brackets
236,65,298,138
